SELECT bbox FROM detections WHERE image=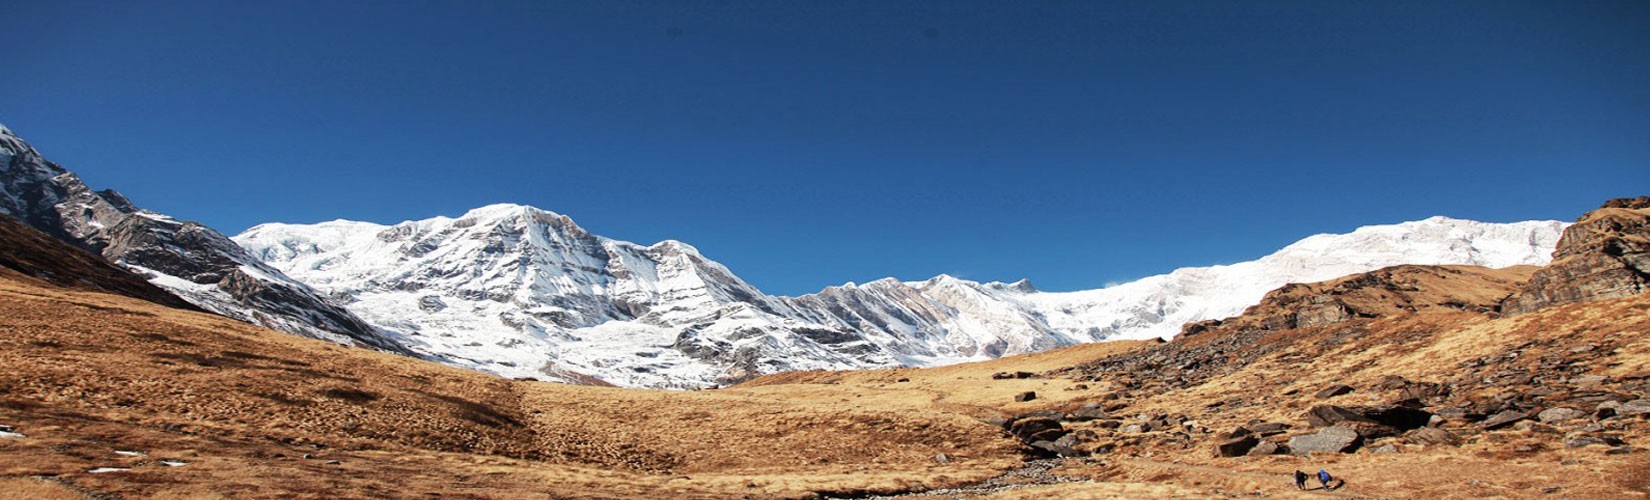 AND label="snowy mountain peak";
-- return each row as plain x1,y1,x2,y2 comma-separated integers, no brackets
233,201,1569,389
